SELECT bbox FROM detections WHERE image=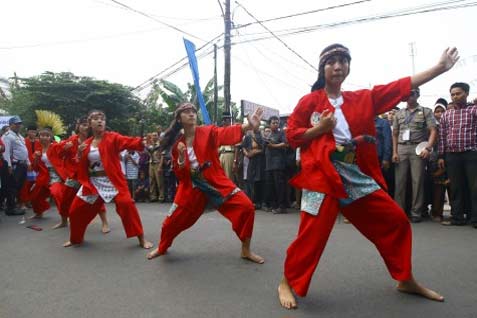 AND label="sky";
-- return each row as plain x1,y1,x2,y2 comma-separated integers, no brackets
1,0,476,115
